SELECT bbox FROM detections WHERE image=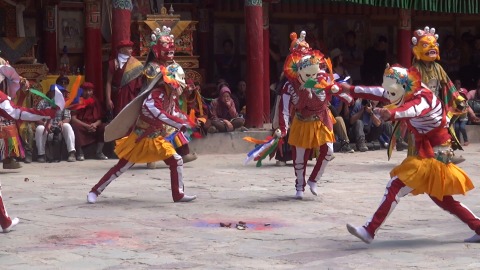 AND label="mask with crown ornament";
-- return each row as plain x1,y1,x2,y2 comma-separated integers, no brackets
412,26,440,62
150,26,175,62
283,30,326,85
